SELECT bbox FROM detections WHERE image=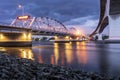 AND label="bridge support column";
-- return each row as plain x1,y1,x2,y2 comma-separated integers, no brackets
54,36,71,42
108,14,120,40
0,32,32,47
55,36,70,40
98,34,103,40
